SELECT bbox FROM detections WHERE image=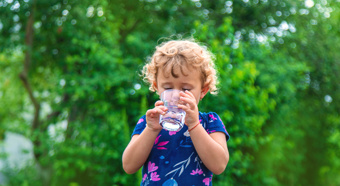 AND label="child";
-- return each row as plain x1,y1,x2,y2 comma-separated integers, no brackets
122,39,230,185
